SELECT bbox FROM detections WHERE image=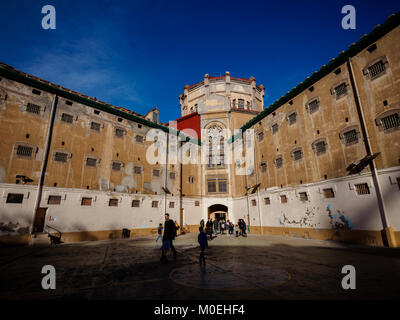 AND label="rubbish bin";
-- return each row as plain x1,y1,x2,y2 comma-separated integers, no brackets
122,228,130,238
